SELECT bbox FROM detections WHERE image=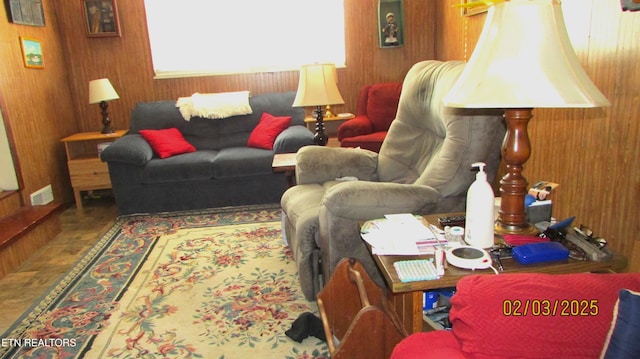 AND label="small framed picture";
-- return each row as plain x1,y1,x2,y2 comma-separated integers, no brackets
460,0,489,16
7,0,45,26
83,0,121,37
20,37,44,69
378,0,404,48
